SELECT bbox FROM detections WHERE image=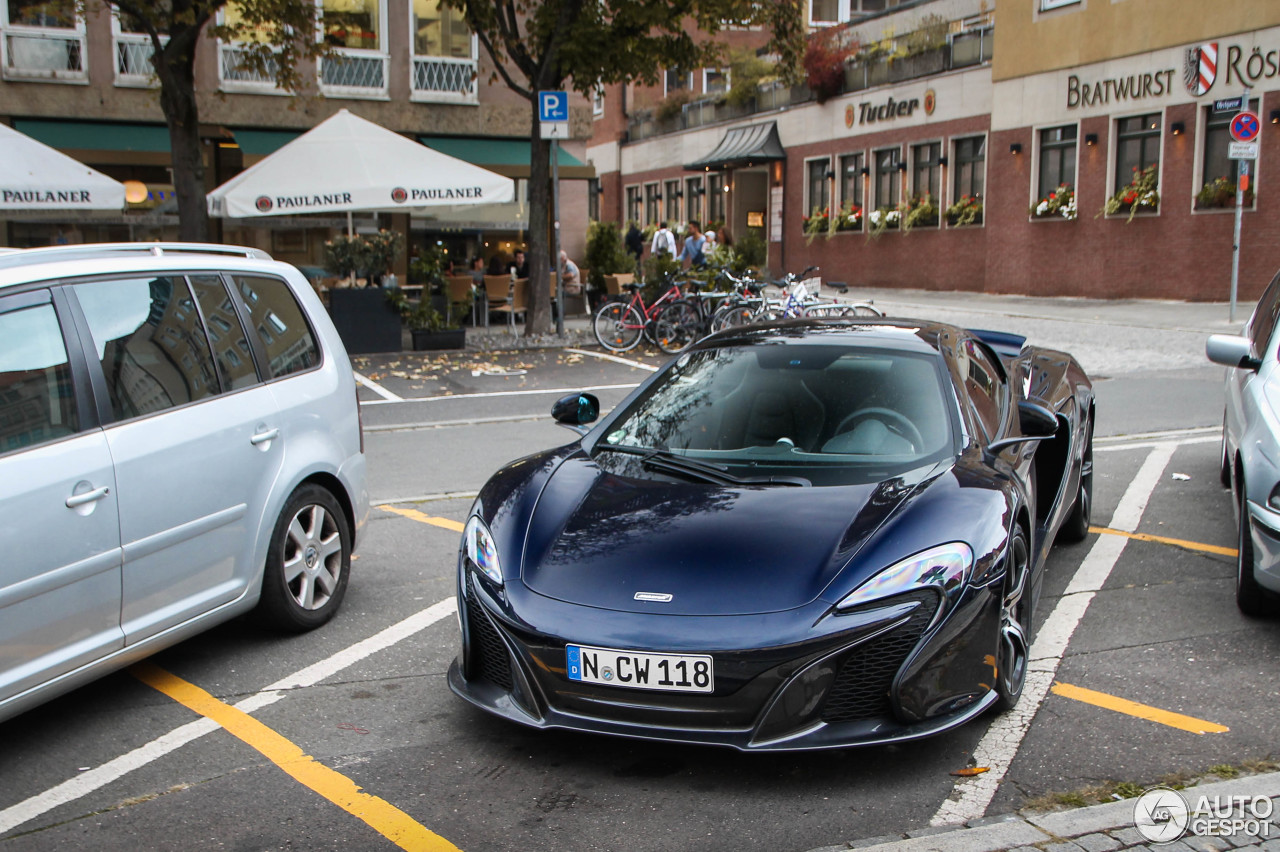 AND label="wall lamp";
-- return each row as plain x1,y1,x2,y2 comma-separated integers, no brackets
1171,122,1185,136
937,155,948,166
1271,110,1280,124
1009,143,1023,155
896,161,908,172
1085,133,1098,146
859,166,870,176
